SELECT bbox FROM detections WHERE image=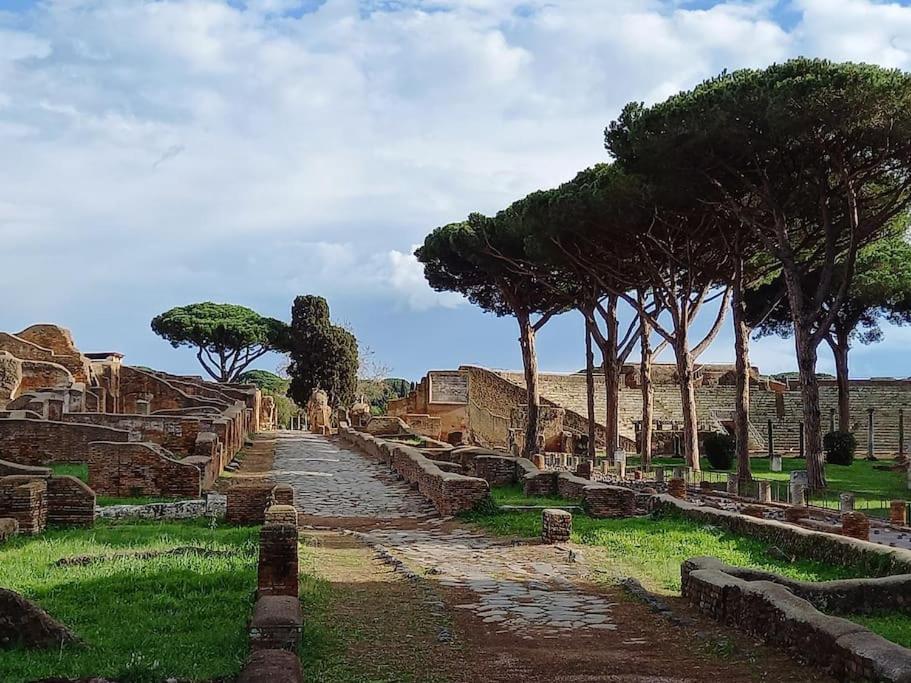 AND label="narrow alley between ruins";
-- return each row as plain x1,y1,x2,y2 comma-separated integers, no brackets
264,431,833,683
